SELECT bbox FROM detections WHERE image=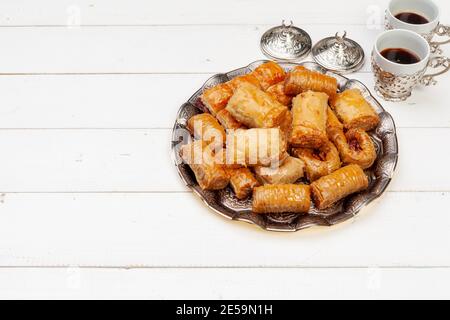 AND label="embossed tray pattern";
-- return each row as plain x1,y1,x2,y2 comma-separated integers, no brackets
171,60,398,232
